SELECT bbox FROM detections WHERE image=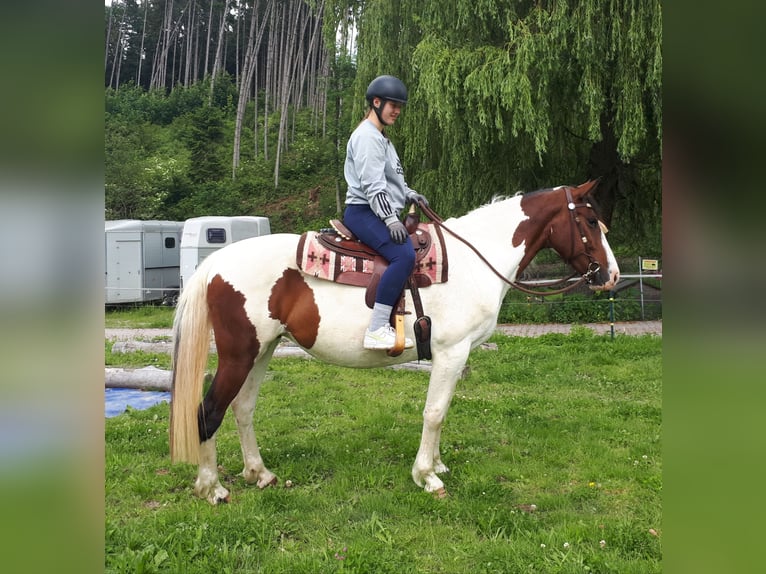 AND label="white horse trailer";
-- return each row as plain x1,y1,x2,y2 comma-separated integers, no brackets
105,220,184,305
180,216,270,290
